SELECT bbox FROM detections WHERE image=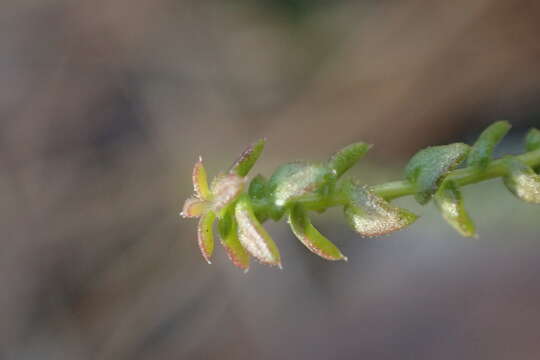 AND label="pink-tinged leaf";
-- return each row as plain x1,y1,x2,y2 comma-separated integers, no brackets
218,215,250,271
234,195,281,267
345,182,418,237
180,197,207,218
288,204,347,261
229,139,266,177
197,211,216,264
193,156,211,200
210,173,245,212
